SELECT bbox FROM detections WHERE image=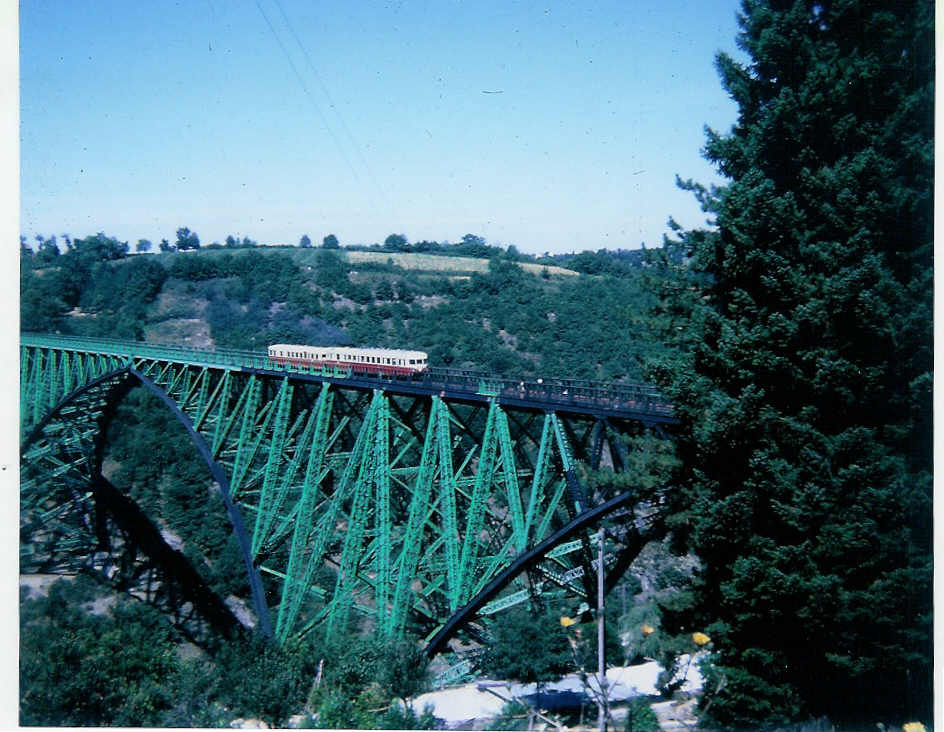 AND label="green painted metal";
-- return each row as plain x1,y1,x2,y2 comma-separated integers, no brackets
325,391,383,638
389,397,440,636
496,408,526,552
454,400,499,609
251,377,294,557
373,395,393,636
277,385,338,640
19,334,639,651
479,588,531,615
434,398,461,601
